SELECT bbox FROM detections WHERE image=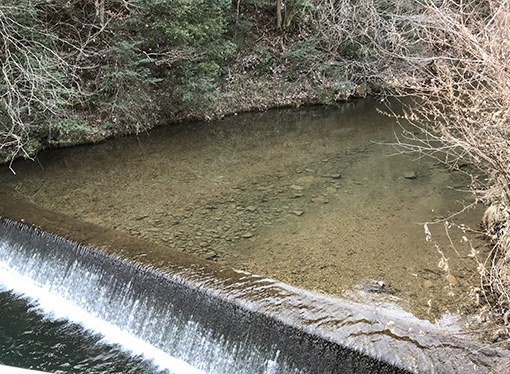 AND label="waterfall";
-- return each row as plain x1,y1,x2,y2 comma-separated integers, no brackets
0,219,380,374
0,218,505,373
